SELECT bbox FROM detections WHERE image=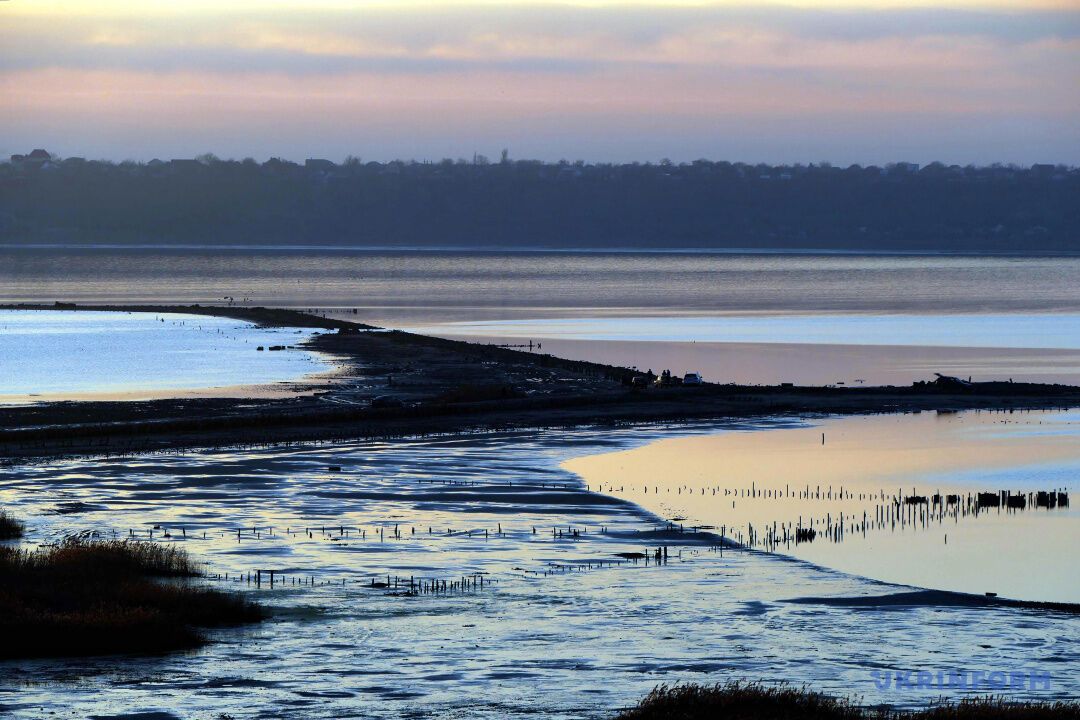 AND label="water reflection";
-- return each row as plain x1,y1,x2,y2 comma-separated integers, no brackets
425,335,1080,386
566,410,1080,603
0,310,331,403
0,423,1077,717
